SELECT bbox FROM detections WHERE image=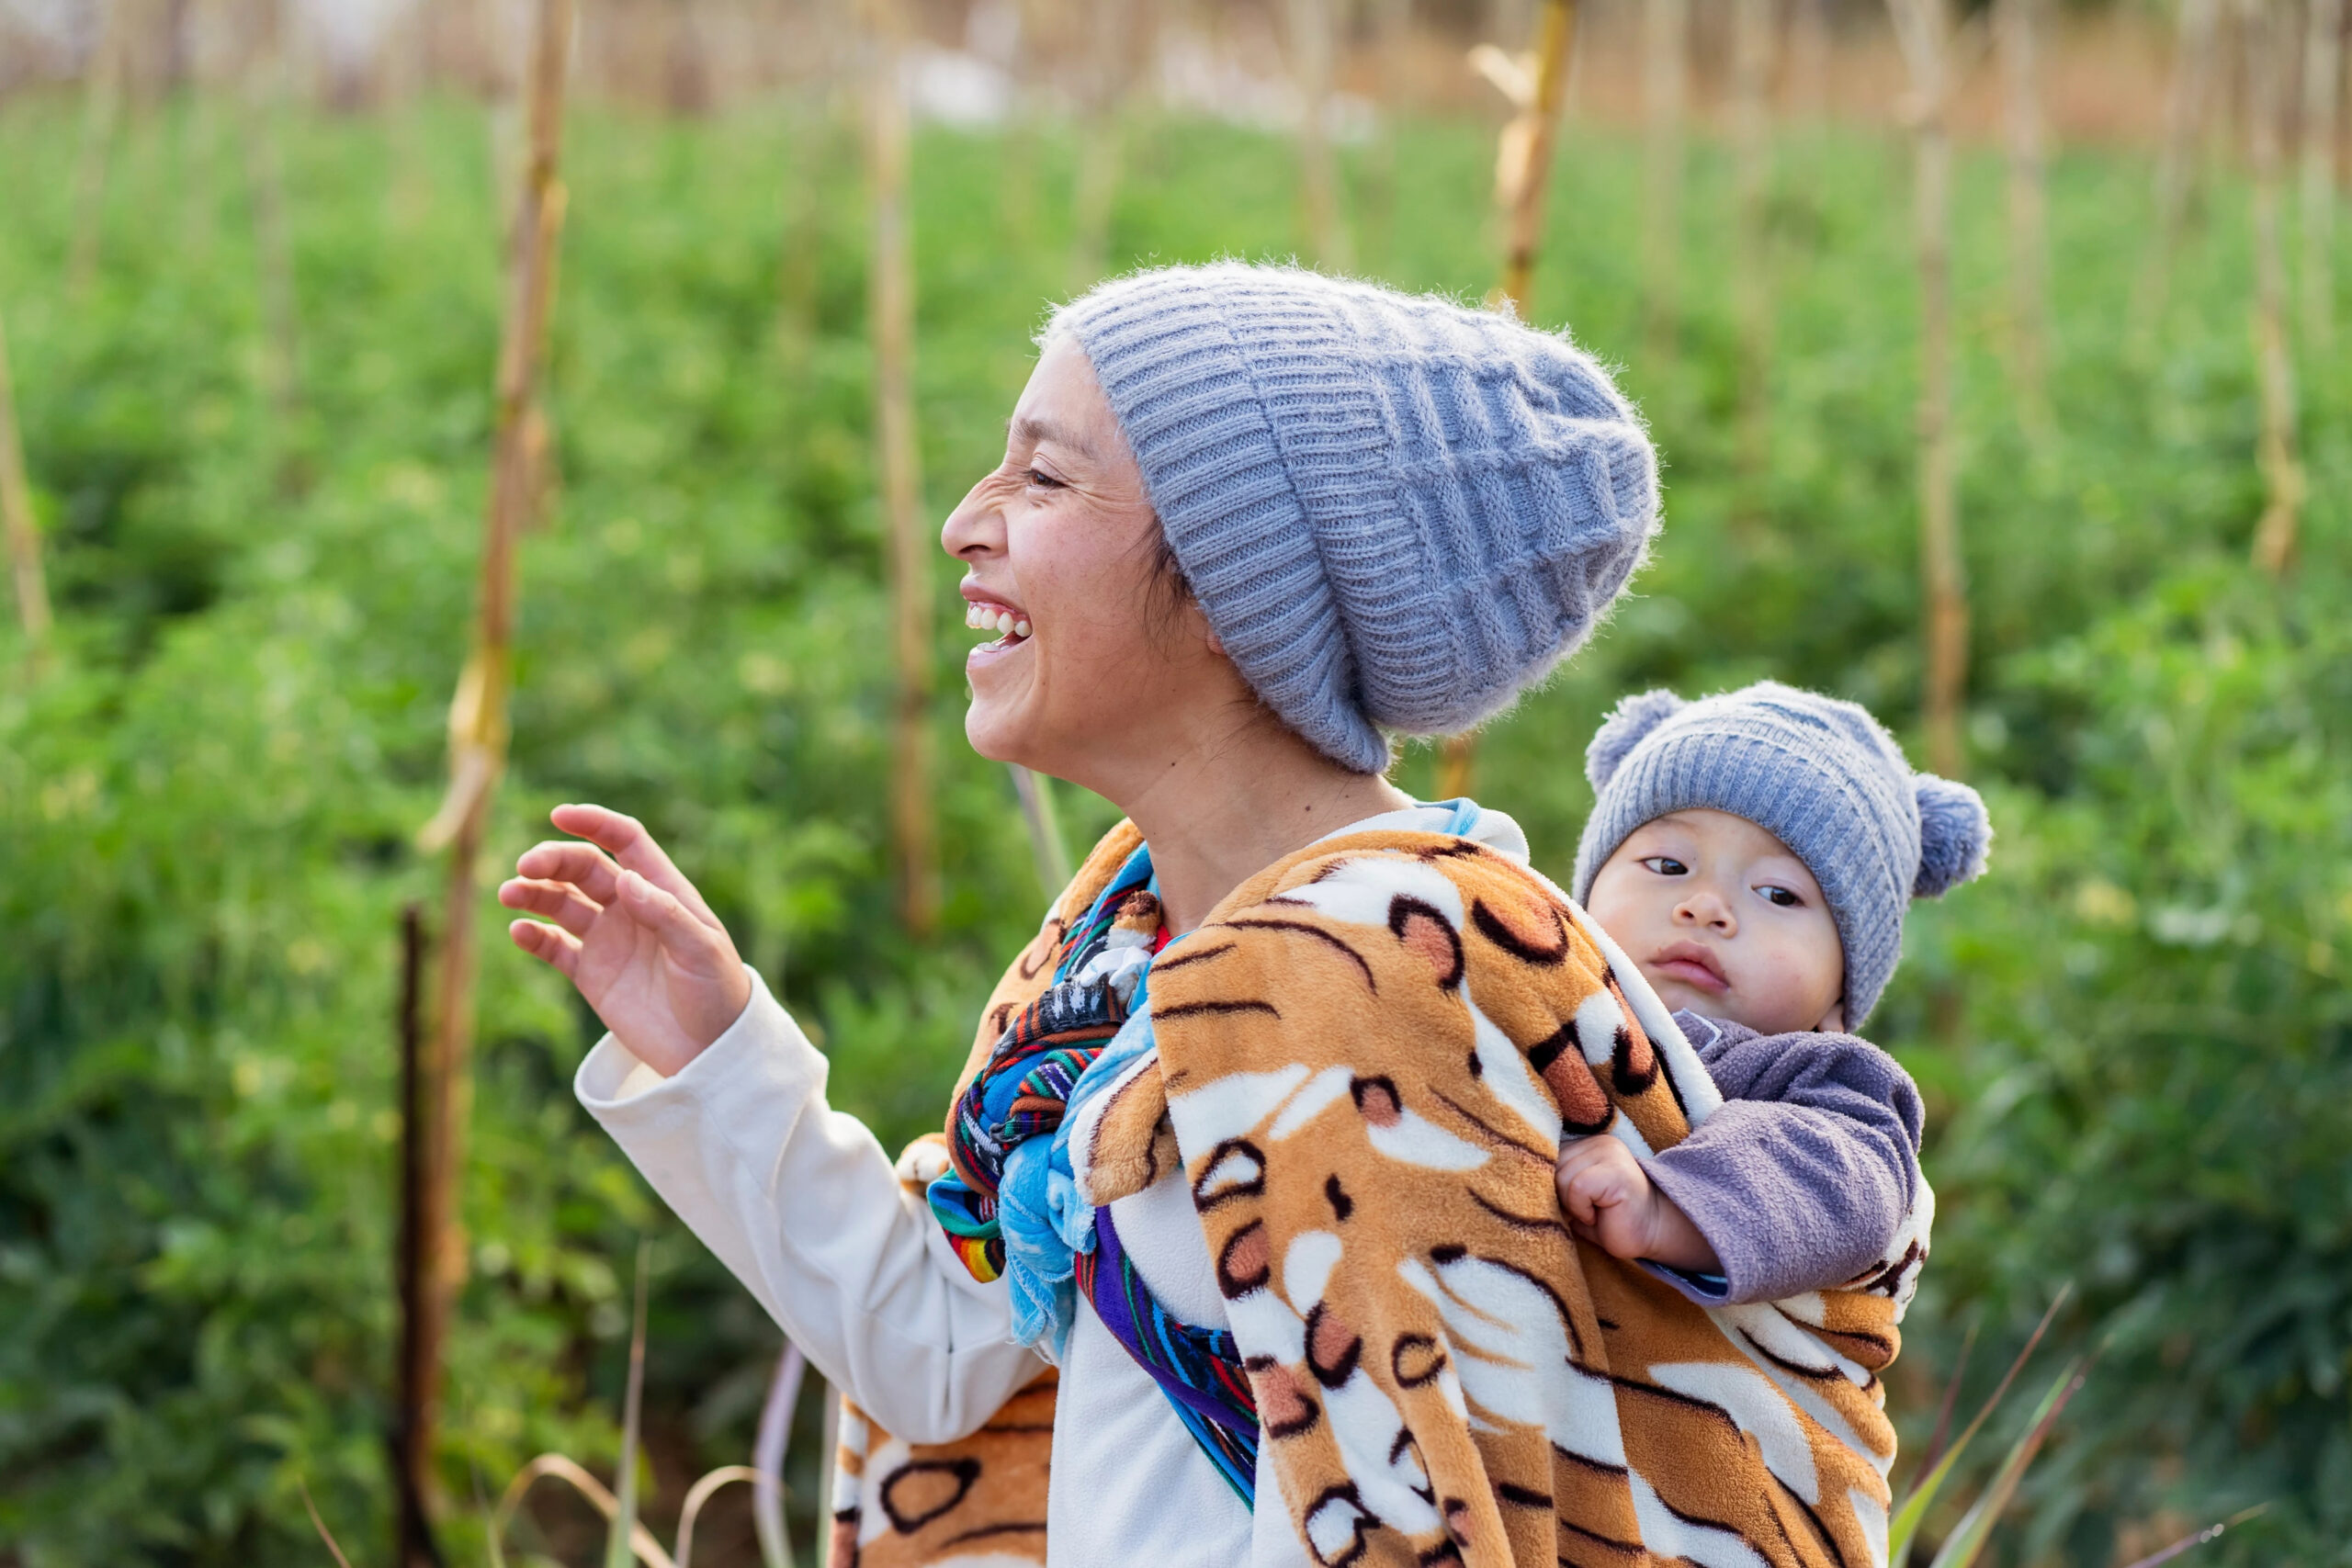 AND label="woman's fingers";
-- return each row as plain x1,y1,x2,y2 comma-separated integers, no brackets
498,875,604,938
615,868,721,960
548,804,726,931
514,840,623,906
508,916,583,977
